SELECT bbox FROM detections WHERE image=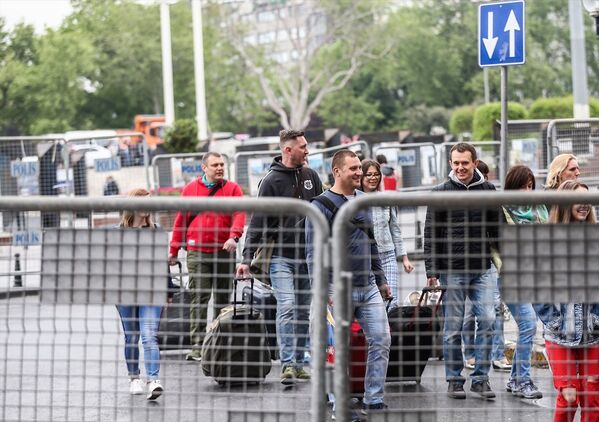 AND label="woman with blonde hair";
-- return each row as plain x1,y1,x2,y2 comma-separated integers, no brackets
535,180,599,421
116,188,171,400
545,154,580,190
